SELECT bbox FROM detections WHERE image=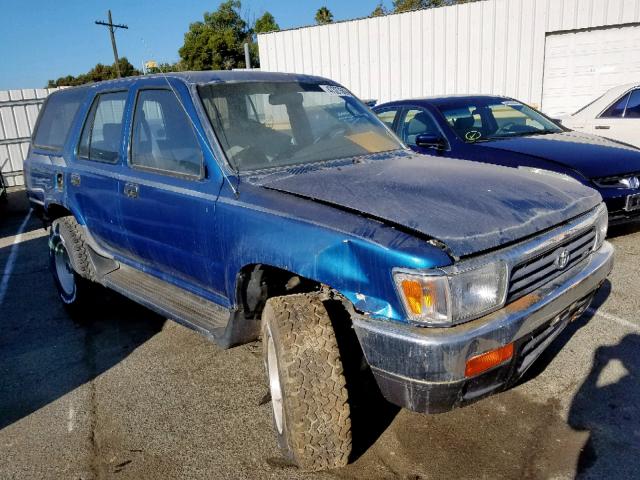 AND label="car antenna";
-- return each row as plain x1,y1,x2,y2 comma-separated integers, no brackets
139,37,239,197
